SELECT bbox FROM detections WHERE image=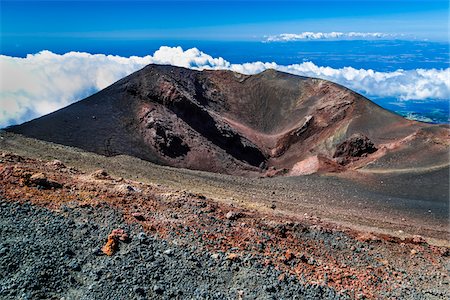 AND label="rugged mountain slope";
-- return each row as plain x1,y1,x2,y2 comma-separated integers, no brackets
7,65,449,176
